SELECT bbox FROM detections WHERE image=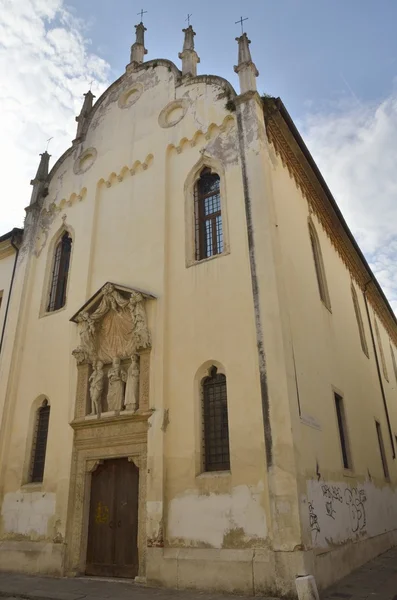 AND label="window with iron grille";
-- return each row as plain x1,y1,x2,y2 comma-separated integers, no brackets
30,400,50,483
194,168,223,261
202,367,230,472
48,231,72,312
